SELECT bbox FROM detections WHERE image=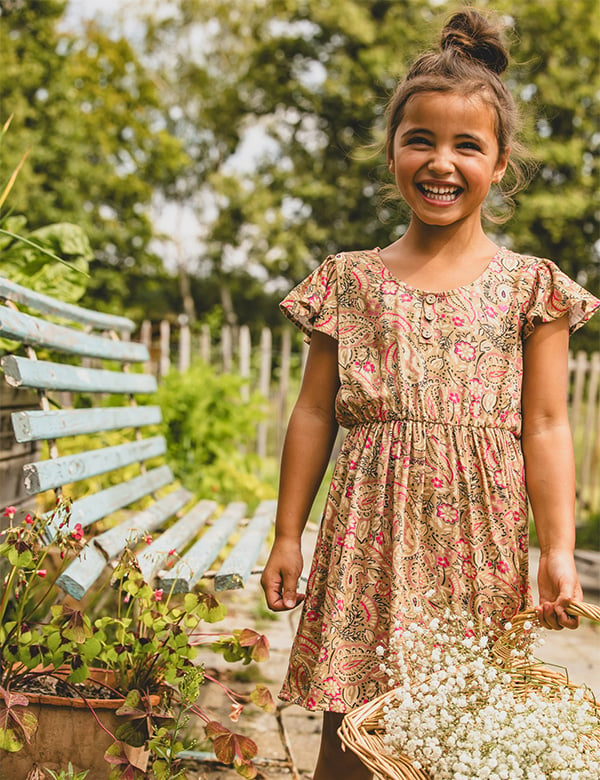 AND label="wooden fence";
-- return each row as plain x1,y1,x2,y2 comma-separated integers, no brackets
139,319,600,515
